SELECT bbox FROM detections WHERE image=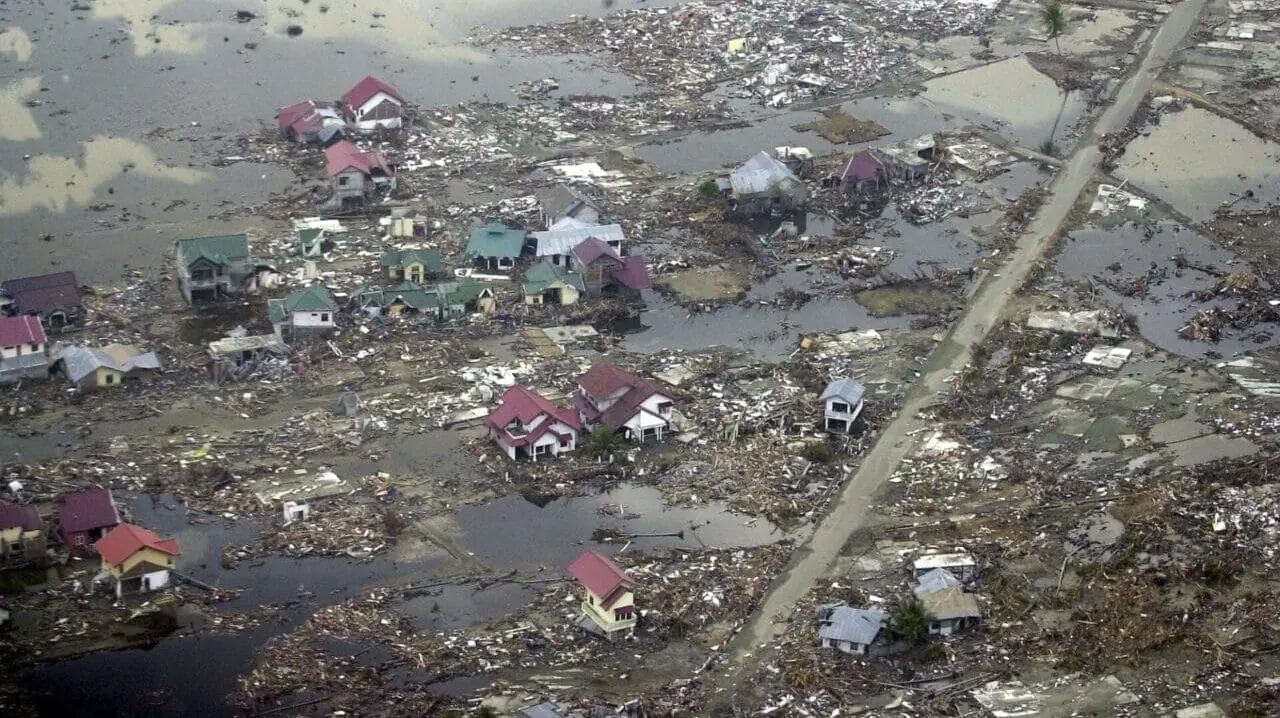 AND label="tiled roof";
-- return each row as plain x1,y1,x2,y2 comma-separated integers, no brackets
818,606,885,646
487,386,580,435
95,523,181,567
570,237,621,267
342,75,404,110
579,364,641,400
